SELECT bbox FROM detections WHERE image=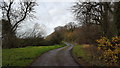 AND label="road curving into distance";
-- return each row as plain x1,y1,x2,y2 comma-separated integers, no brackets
31,42,80,66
